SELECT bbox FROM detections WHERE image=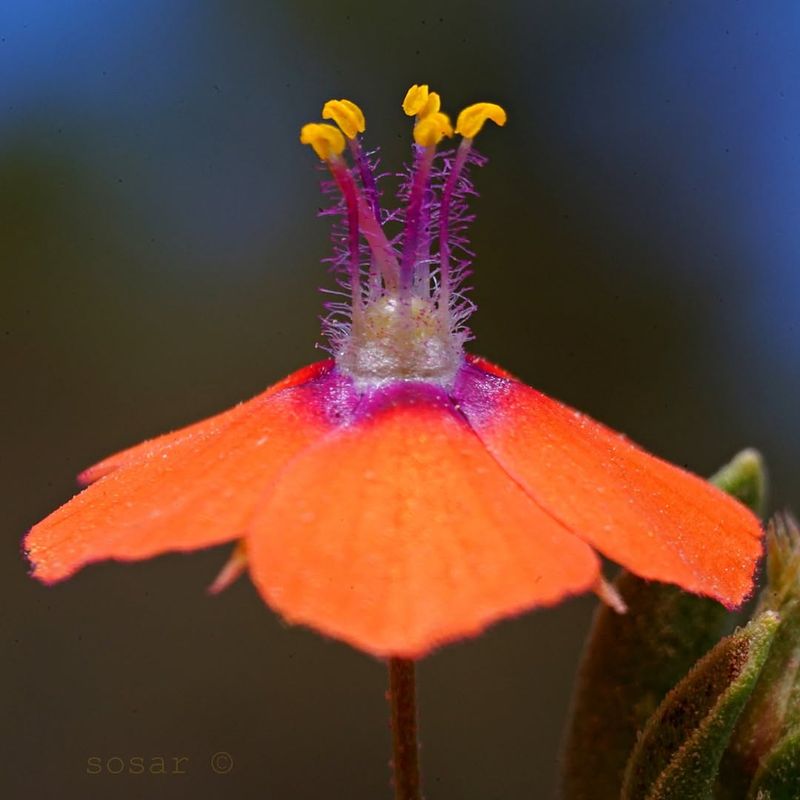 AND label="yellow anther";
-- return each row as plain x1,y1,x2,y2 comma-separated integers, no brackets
403,84,431,117
413,112,453,148
300,123,346,160
455,102,508,139
322,99,365,139
420,91,441,118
